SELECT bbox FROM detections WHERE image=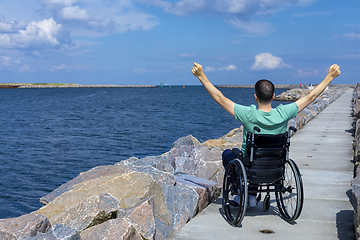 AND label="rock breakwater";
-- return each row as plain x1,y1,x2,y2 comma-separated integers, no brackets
0,86,349,239
351,83,360,240
218,84,299,89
